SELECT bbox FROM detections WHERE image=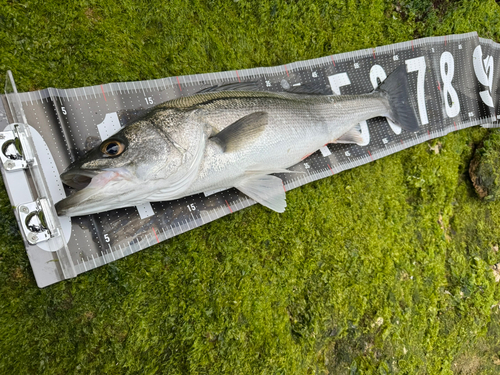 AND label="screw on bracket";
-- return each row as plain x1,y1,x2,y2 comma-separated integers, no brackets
4,160,15,170
19,205,29,214
27,232,39,244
